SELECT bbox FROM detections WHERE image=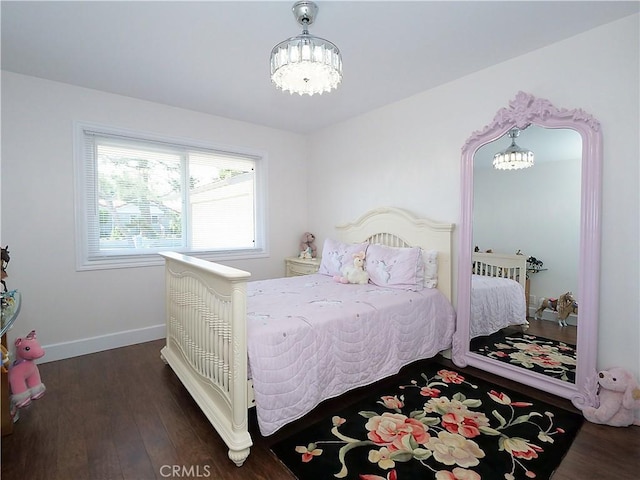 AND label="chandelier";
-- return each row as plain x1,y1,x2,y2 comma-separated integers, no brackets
493,128,534,170
270,1,342,96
